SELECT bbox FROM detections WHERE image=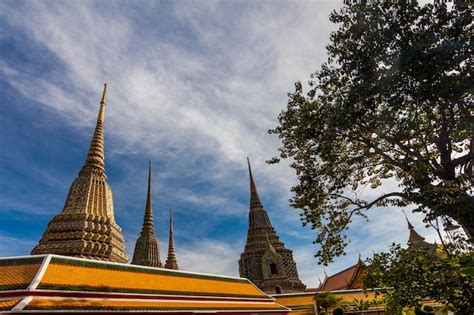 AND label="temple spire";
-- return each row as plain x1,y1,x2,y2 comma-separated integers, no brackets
246,158,272,229
83,83,107,171
402,210,426,245
131,162,162,267
31,84,128,263
165,208,179,270
142,161,154,231
240,158,305,293
247,157,263,209
402,209,415,229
